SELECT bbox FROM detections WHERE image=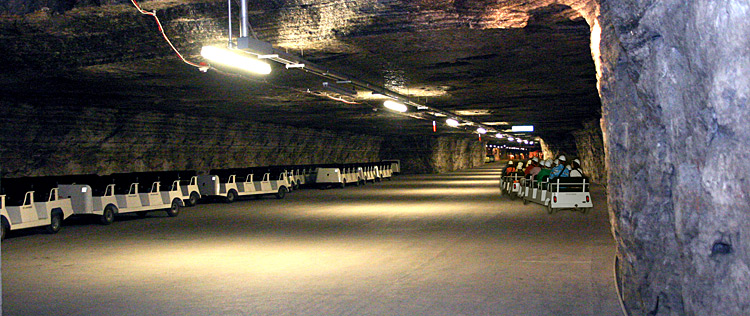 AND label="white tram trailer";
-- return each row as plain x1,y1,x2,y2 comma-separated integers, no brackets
59,180,184,225
197,172,290,202
0,188,75,239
